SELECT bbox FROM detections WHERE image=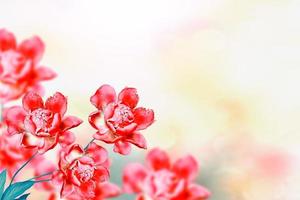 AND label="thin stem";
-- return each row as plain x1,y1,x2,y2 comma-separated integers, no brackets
0,104,3,122
84,138,95,150
10,151,38,185
34,179,52,183
29,171,56,181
